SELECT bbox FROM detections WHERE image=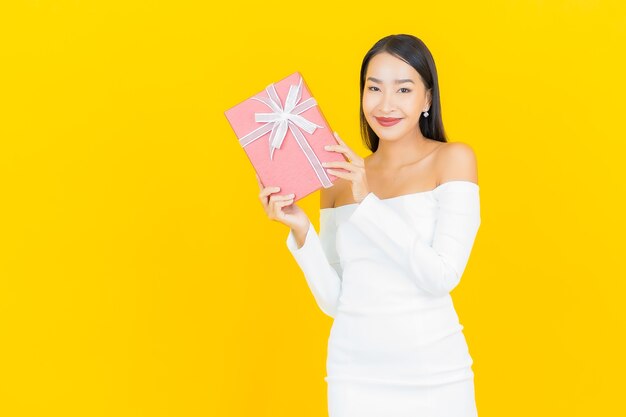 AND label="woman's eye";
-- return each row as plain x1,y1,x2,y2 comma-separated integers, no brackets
367,86,411,93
